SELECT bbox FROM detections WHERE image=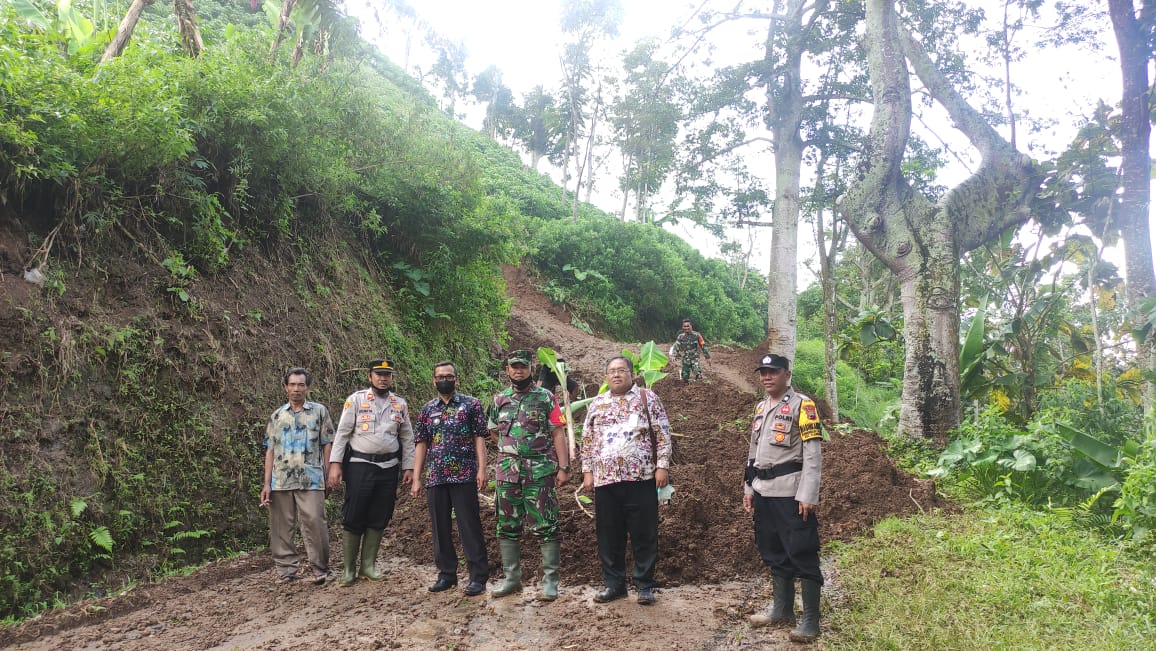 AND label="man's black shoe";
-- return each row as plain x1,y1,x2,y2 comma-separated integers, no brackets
636,587,655,605
593,586,628,603
463,581,486,596
429,576,458,592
